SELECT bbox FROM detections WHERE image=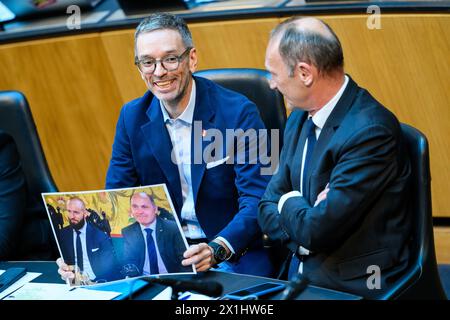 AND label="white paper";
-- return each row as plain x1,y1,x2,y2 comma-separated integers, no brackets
3,282,121,300
0,269,42,300
152,287,213,300
42,183,195,289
